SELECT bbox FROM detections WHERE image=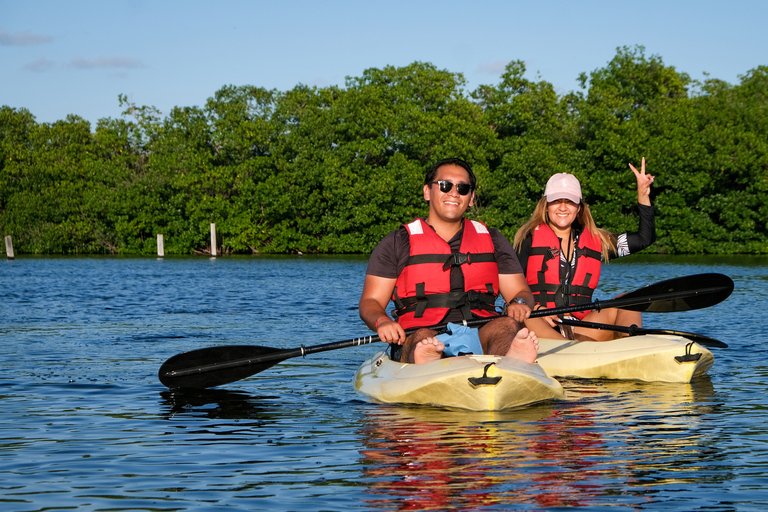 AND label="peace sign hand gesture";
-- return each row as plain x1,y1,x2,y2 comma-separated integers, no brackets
629,157,654,206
